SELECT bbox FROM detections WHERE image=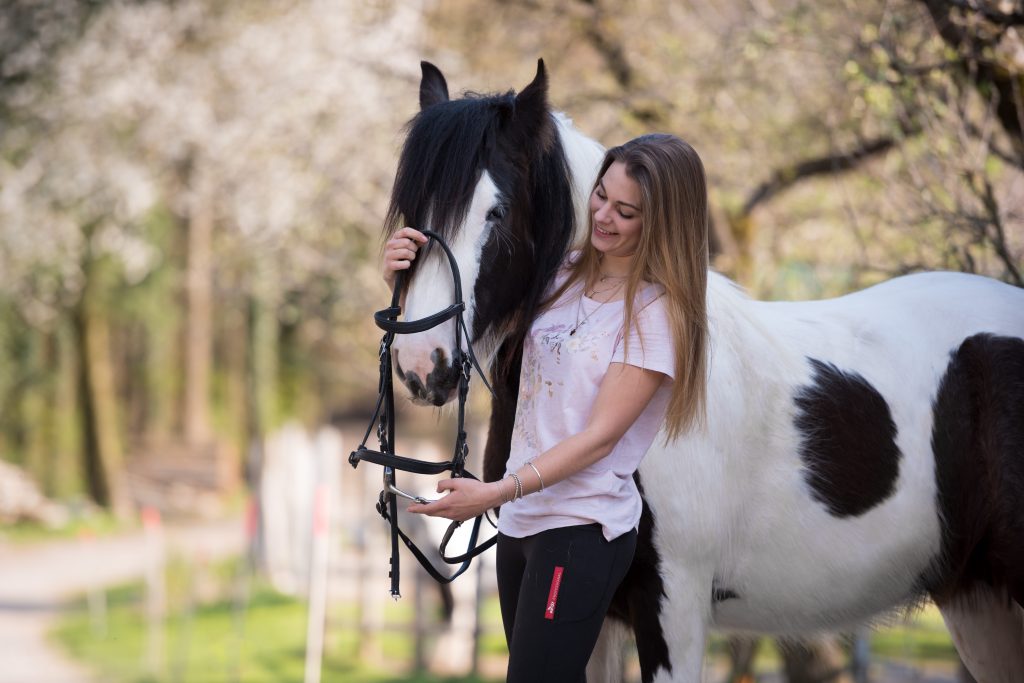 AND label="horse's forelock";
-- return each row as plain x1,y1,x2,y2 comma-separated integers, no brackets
384,93,515,246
